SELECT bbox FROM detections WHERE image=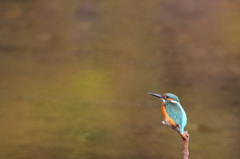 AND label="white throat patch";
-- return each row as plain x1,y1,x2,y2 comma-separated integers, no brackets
171,100,178,103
